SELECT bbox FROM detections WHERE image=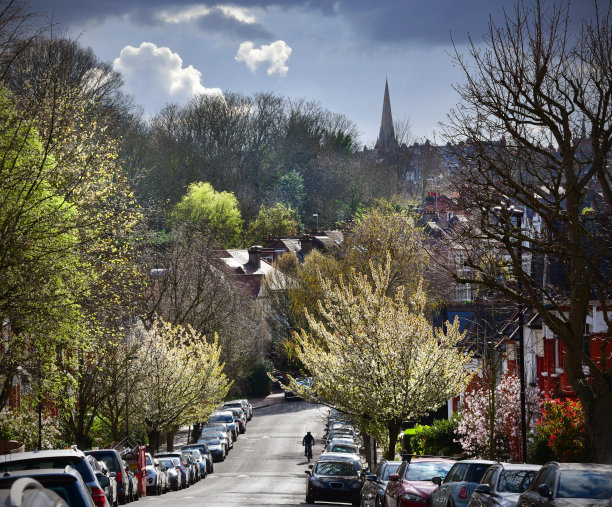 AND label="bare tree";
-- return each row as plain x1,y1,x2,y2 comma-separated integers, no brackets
441,0,612,462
